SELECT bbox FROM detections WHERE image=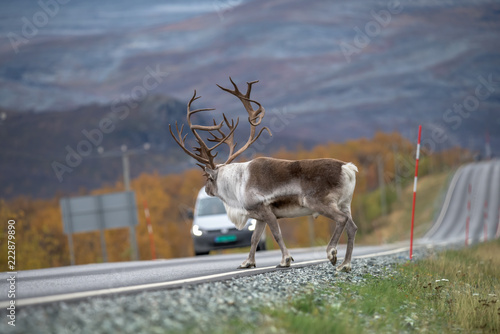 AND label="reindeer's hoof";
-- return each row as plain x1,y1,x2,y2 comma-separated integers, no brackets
276,256,294,268
336,263,351,273
237,262,256,269
327,249,337,266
